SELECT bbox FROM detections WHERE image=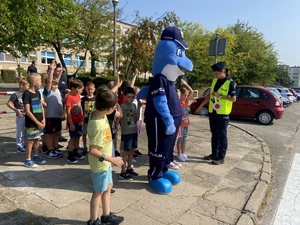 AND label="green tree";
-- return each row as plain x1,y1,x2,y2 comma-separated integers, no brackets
39,0,78,71
118,11,180,80
0,0,44,56
228,21,279,85
74,0,114,77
